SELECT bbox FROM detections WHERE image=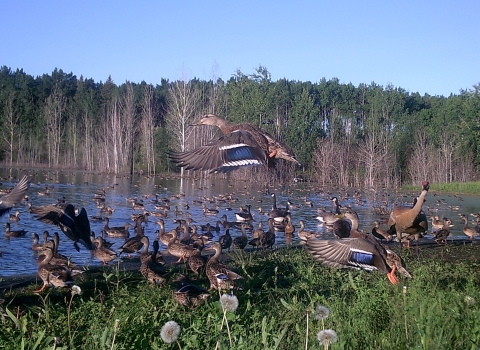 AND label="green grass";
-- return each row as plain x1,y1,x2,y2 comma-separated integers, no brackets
403,181,480,195
1,246,480,349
